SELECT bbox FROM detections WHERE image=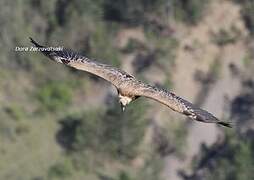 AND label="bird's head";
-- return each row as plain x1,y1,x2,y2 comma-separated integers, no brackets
118,94,132,112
